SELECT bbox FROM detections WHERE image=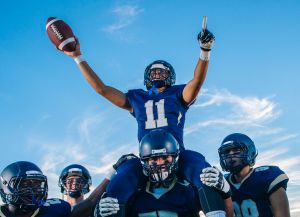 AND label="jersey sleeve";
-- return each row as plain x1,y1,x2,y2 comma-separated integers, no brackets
256,166,289,196
126,89,137,117
175,84,190,109
267,166,289,196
